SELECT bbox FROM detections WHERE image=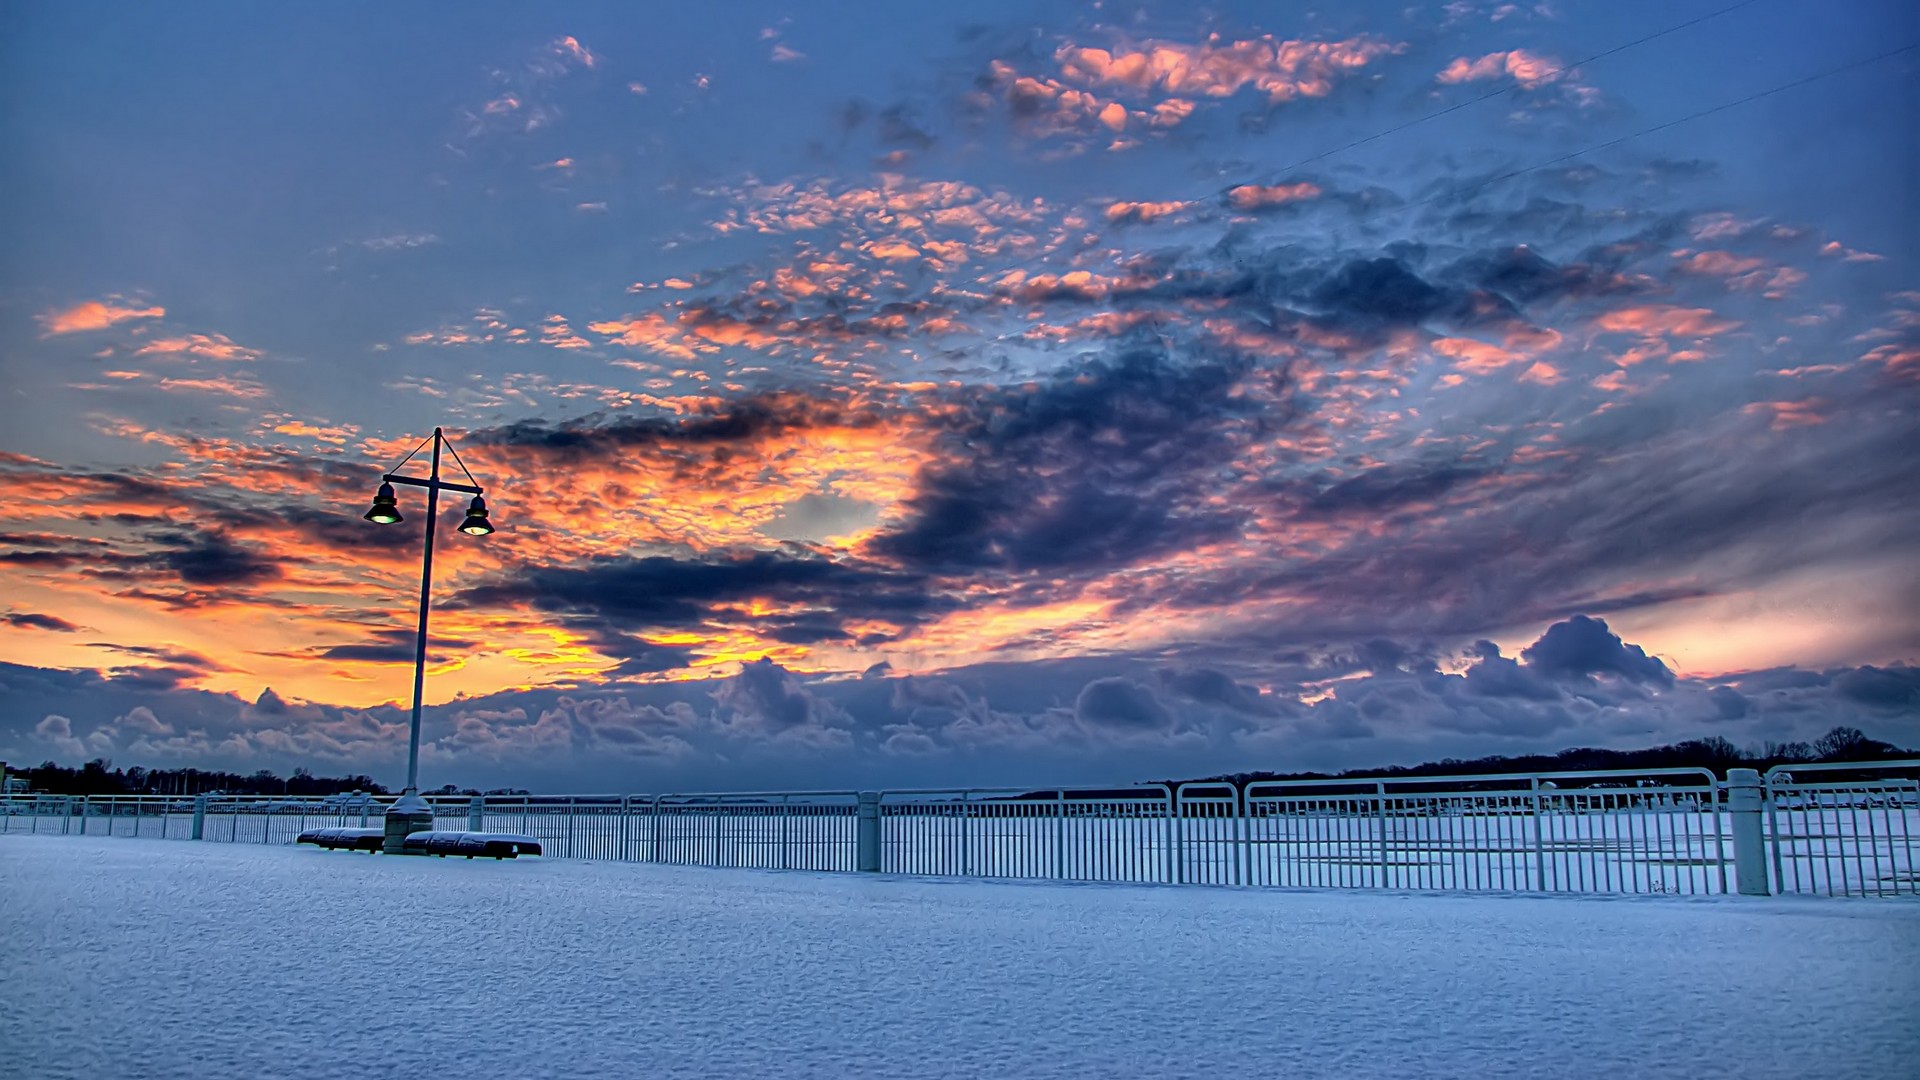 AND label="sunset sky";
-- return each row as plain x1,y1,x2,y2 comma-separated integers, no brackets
2,0,1915,792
